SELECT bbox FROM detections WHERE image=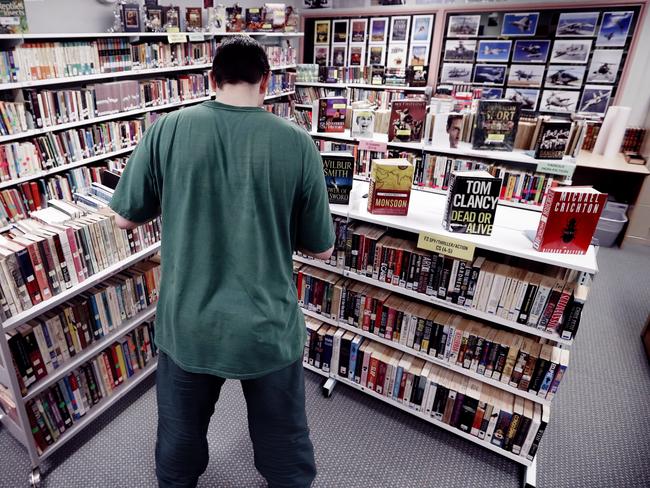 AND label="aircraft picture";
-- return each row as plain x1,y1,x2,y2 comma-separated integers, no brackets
539,90,580,113
556,11,599,37
444,39,477,62
597,11,634,47
545,65,586,88
579,85,613,115
501,12,539,36
505,88,540,111
447,15,481,37
473,64,507,85
587,49,623,83
476,40,512,62
550,40,592,64
480,87,503,100
440,62,473,83
512,40,550,63
507,64,545,87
